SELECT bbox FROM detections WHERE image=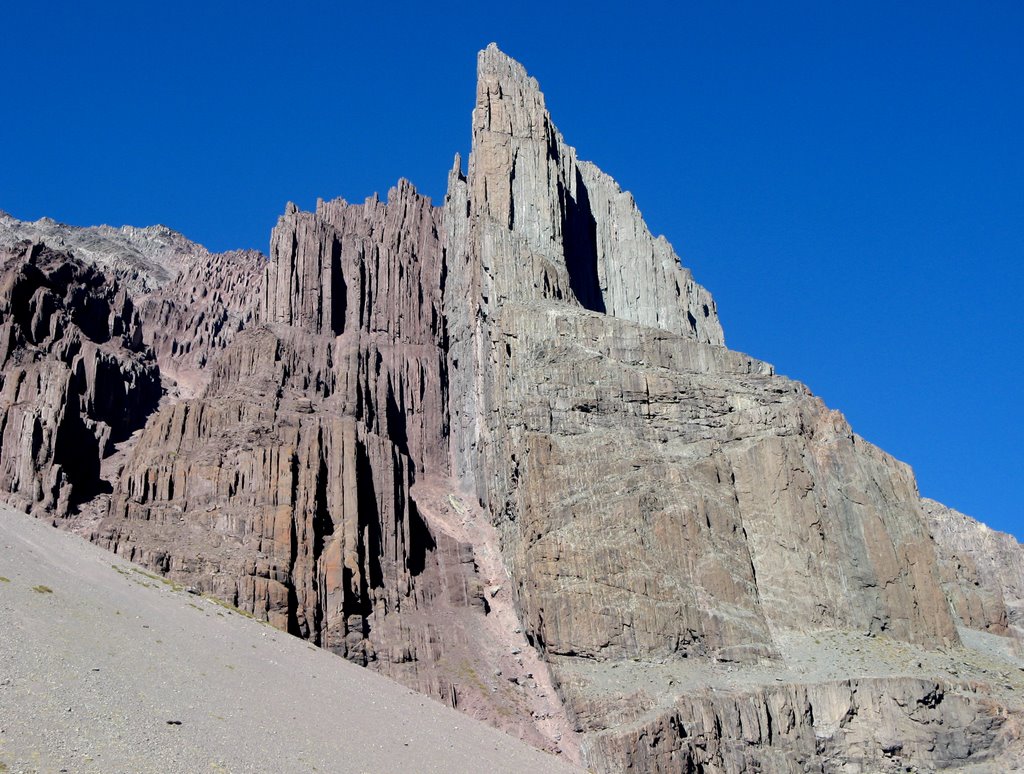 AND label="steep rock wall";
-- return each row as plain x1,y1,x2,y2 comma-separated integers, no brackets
581,677,1020,773
98,180,448,646
88,183,567,752
444,45,958,662
0,242,161,516
138,247,264,396
925,497,1024,639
